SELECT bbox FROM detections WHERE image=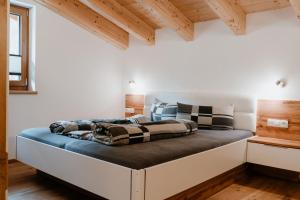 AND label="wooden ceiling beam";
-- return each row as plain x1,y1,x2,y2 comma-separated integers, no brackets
144,0,194,41
34,0,129,49
290,0,300,20
206,0,246,35
87,0,155,45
